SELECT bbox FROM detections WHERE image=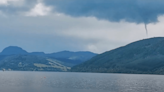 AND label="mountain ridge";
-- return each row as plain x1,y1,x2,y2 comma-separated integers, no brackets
0,46,97,71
